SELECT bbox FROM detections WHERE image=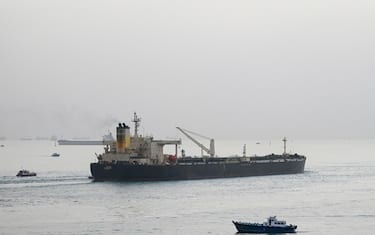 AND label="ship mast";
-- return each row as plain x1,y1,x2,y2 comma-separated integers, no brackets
283,136,287,155
132,112,141,137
